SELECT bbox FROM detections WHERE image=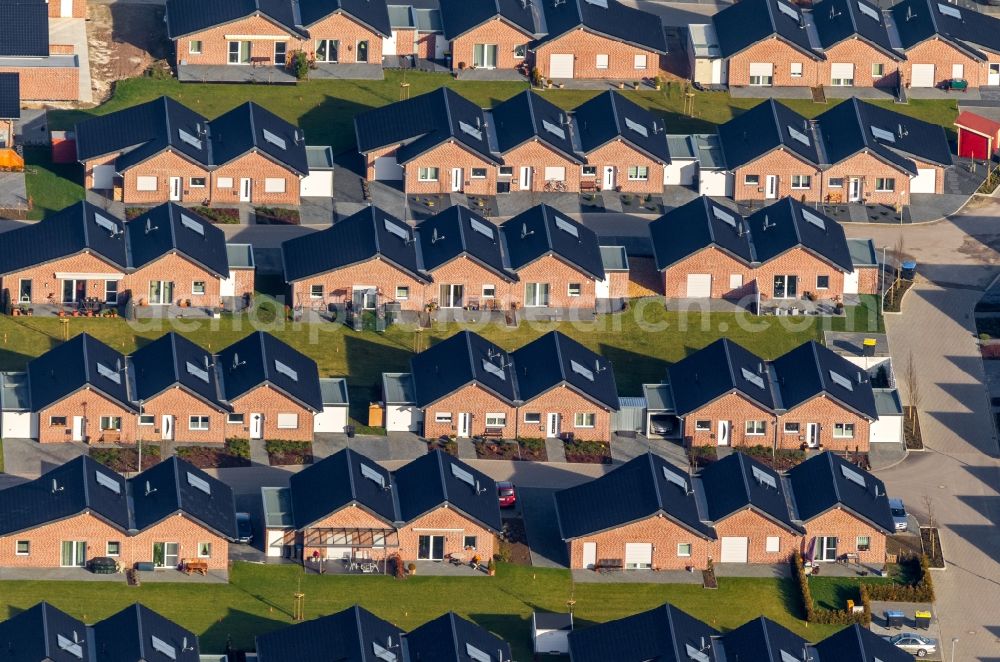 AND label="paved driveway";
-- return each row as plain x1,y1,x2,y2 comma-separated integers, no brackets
518,487,567,569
